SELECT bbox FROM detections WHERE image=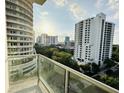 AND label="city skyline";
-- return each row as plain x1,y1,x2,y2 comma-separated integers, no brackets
33,0,119,44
